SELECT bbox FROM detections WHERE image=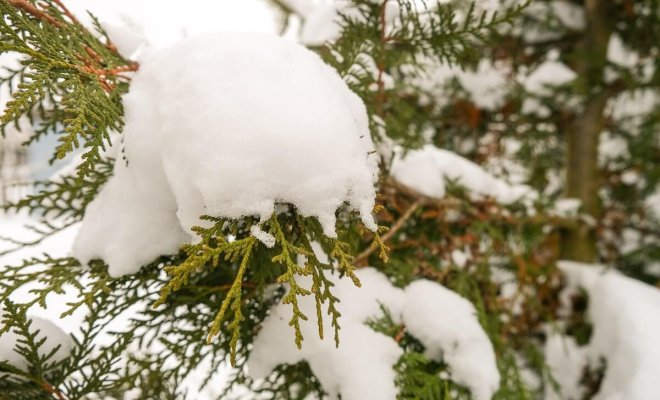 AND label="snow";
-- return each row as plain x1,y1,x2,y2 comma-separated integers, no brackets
552,261,660,400
300,1,400,46
543,332,587,400
648,190,660,220
391,145,536,204
522,61,576,95
607,34,637,69
0,312,73,370
277,0,316,18
72,32,378,277
301,1,349,46
419,60,510,110
248,268,499,400
608,89,659,121
248,268,406,400
402,280,500,400
451,248,469,268
550,0,585,31
598,131,628,164
0,213,80,269
101,20,147,58
552,198,581,217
